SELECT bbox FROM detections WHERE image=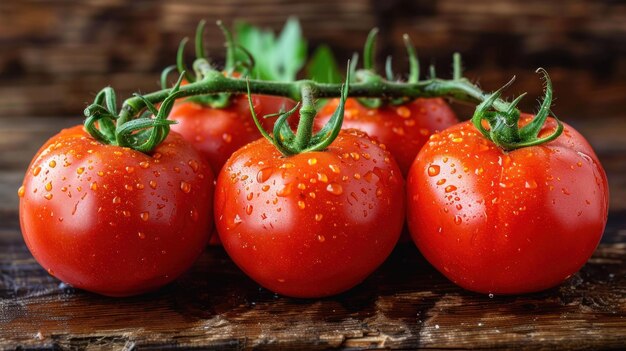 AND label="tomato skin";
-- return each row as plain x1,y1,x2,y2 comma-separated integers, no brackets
215,129,405,298
19,126,214,296
407,116,609,294
316,98,458,176
170,95,296,175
